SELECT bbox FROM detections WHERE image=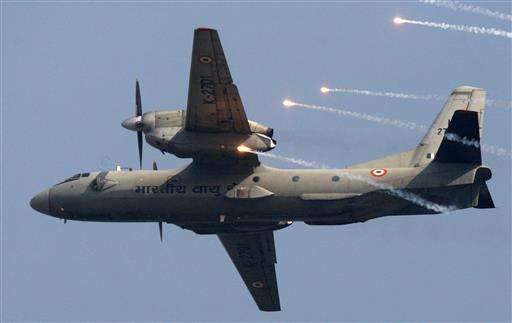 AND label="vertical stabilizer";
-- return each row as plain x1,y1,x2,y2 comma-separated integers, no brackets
410,86,486,167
